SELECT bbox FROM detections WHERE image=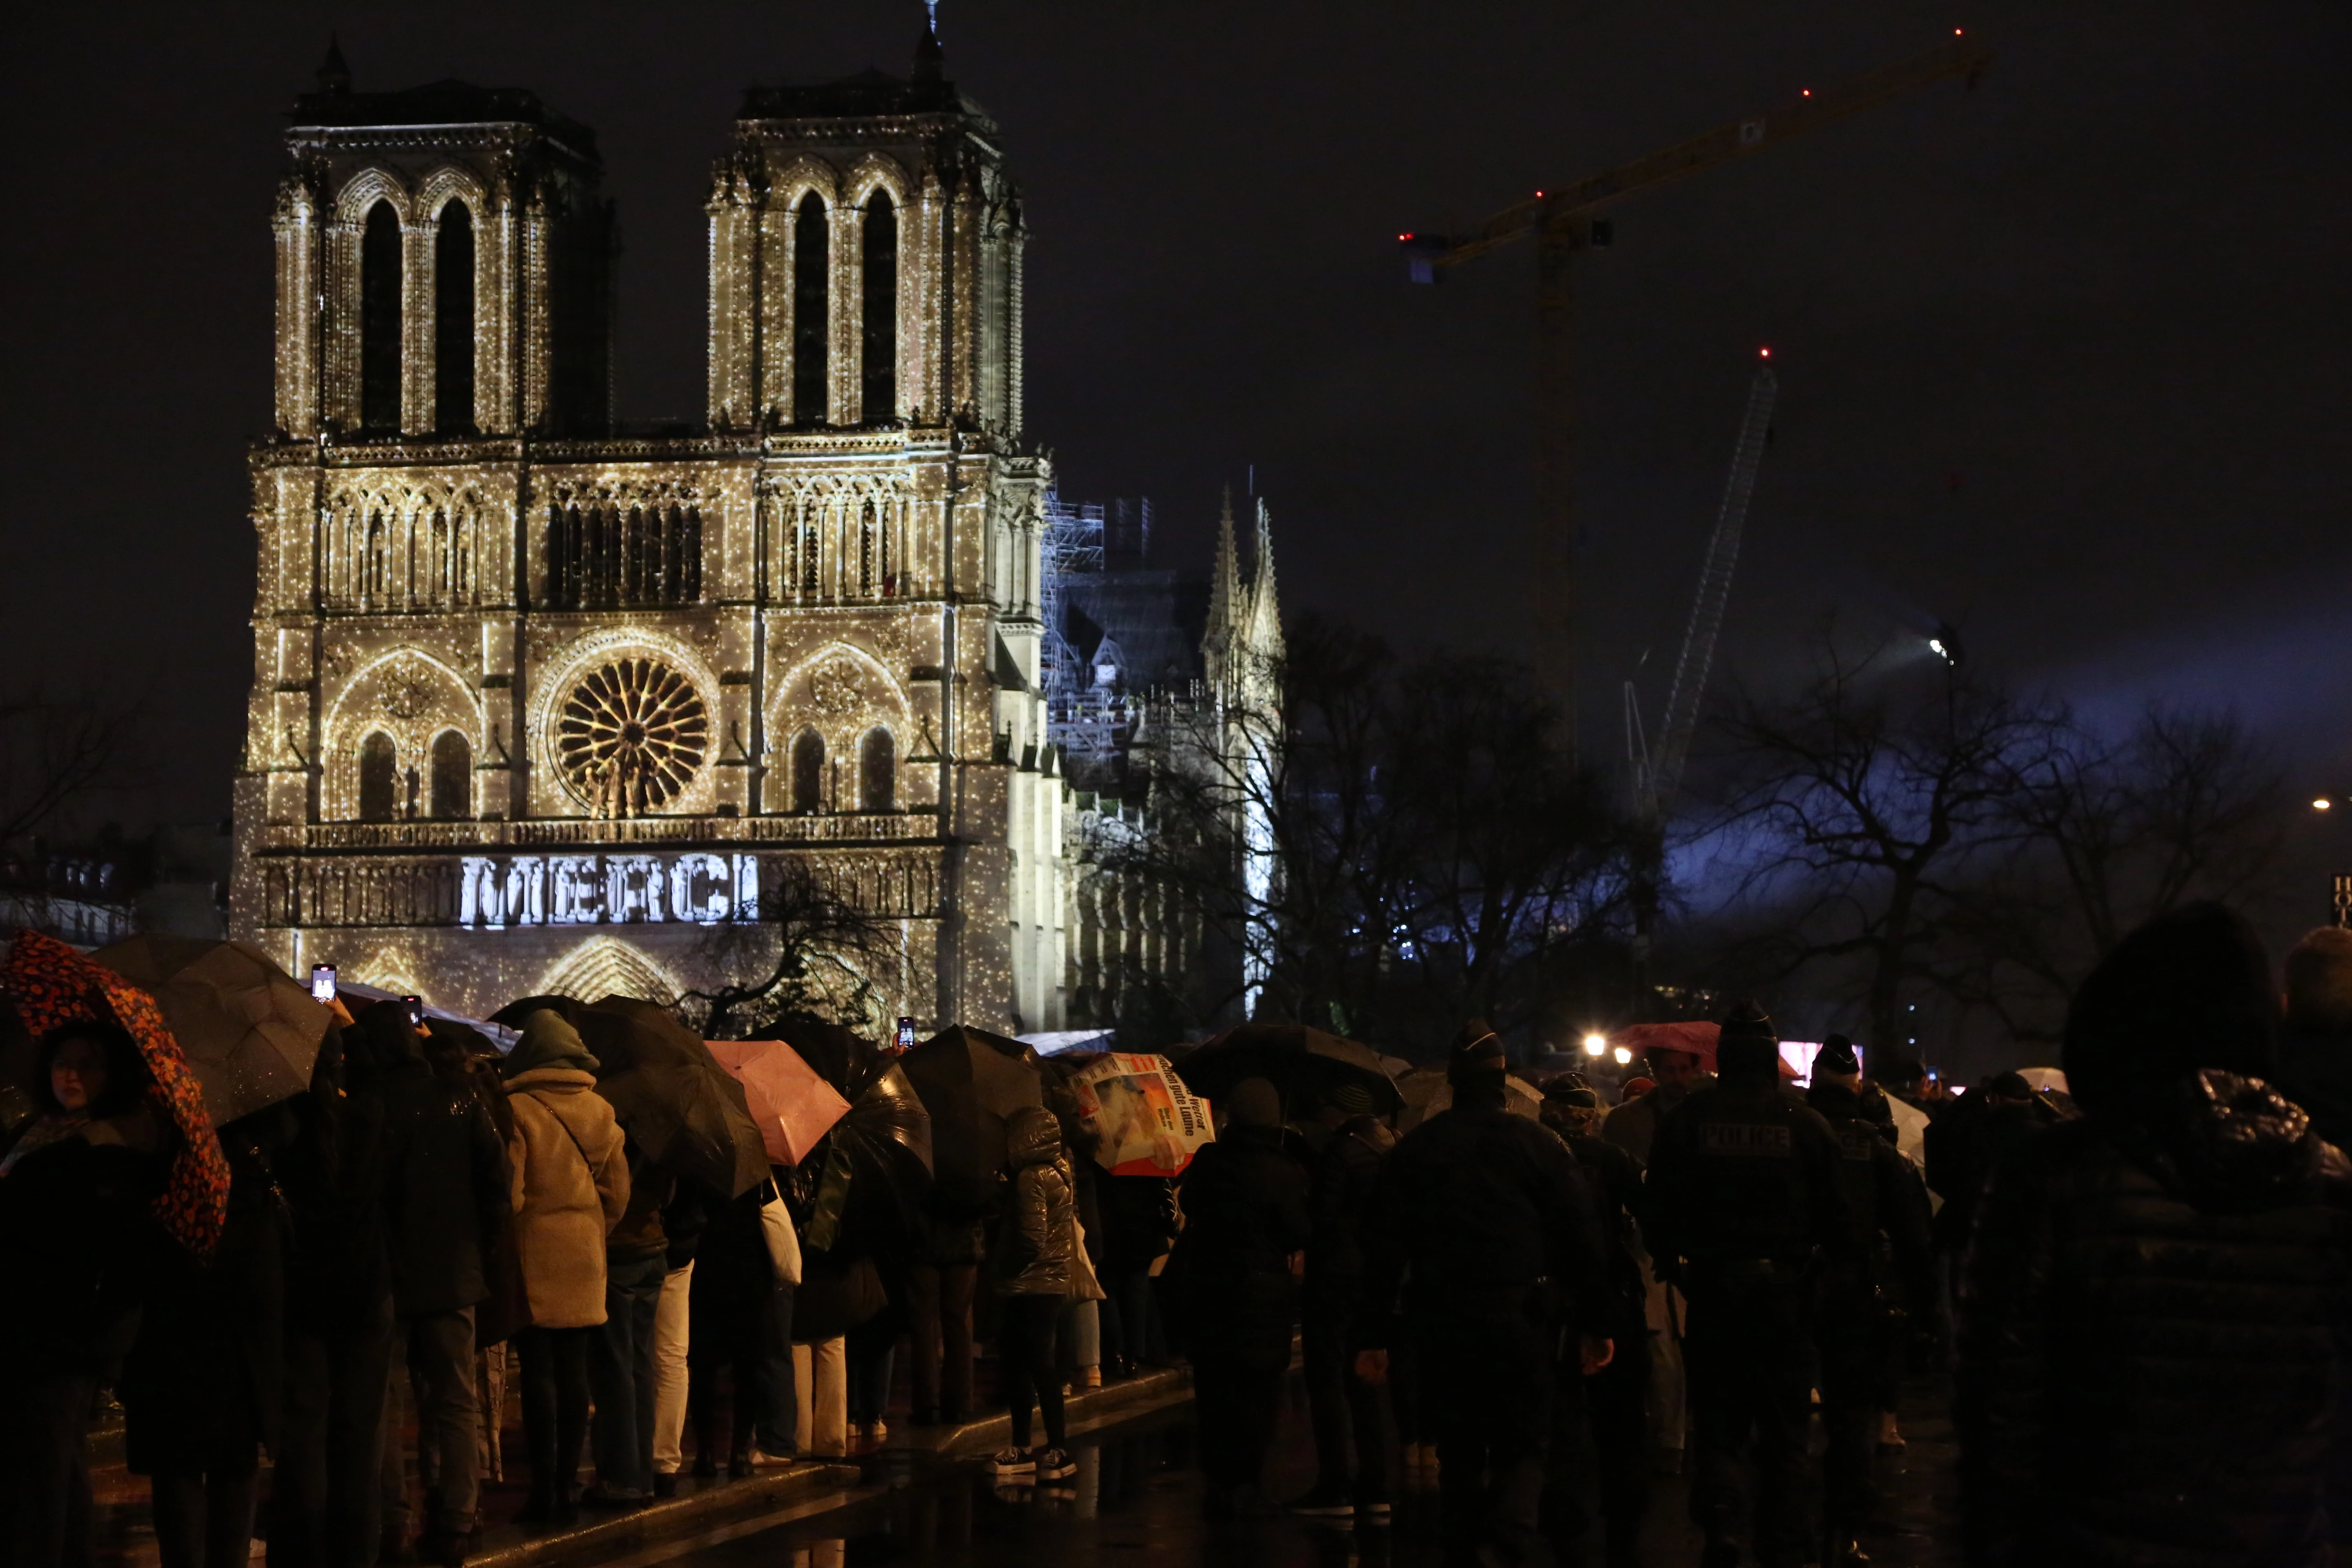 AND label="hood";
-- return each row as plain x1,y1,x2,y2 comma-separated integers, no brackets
2164,1069,2329,1208
1006,1104,1063,1170
2065,902,2277,1125
503,1009,600,1078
